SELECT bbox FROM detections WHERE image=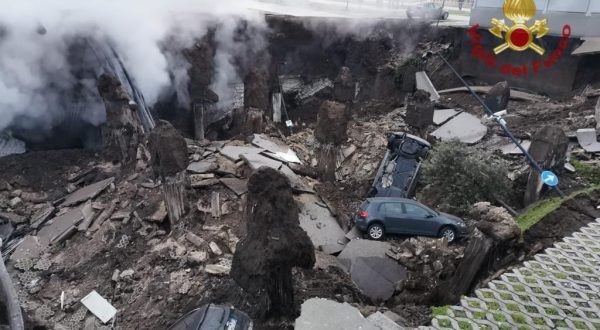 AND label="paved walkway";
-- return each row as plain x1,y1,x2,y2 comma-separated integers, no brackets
430,219,600,330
